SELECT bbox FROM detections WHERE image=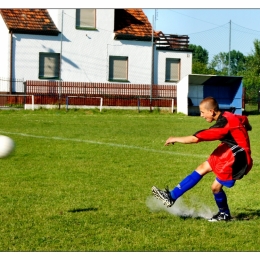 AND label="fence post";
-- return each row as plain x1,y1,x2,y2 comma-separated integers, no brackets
100,97,103,112
32,95,34,111
66,96,69,111
23,81,27,94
